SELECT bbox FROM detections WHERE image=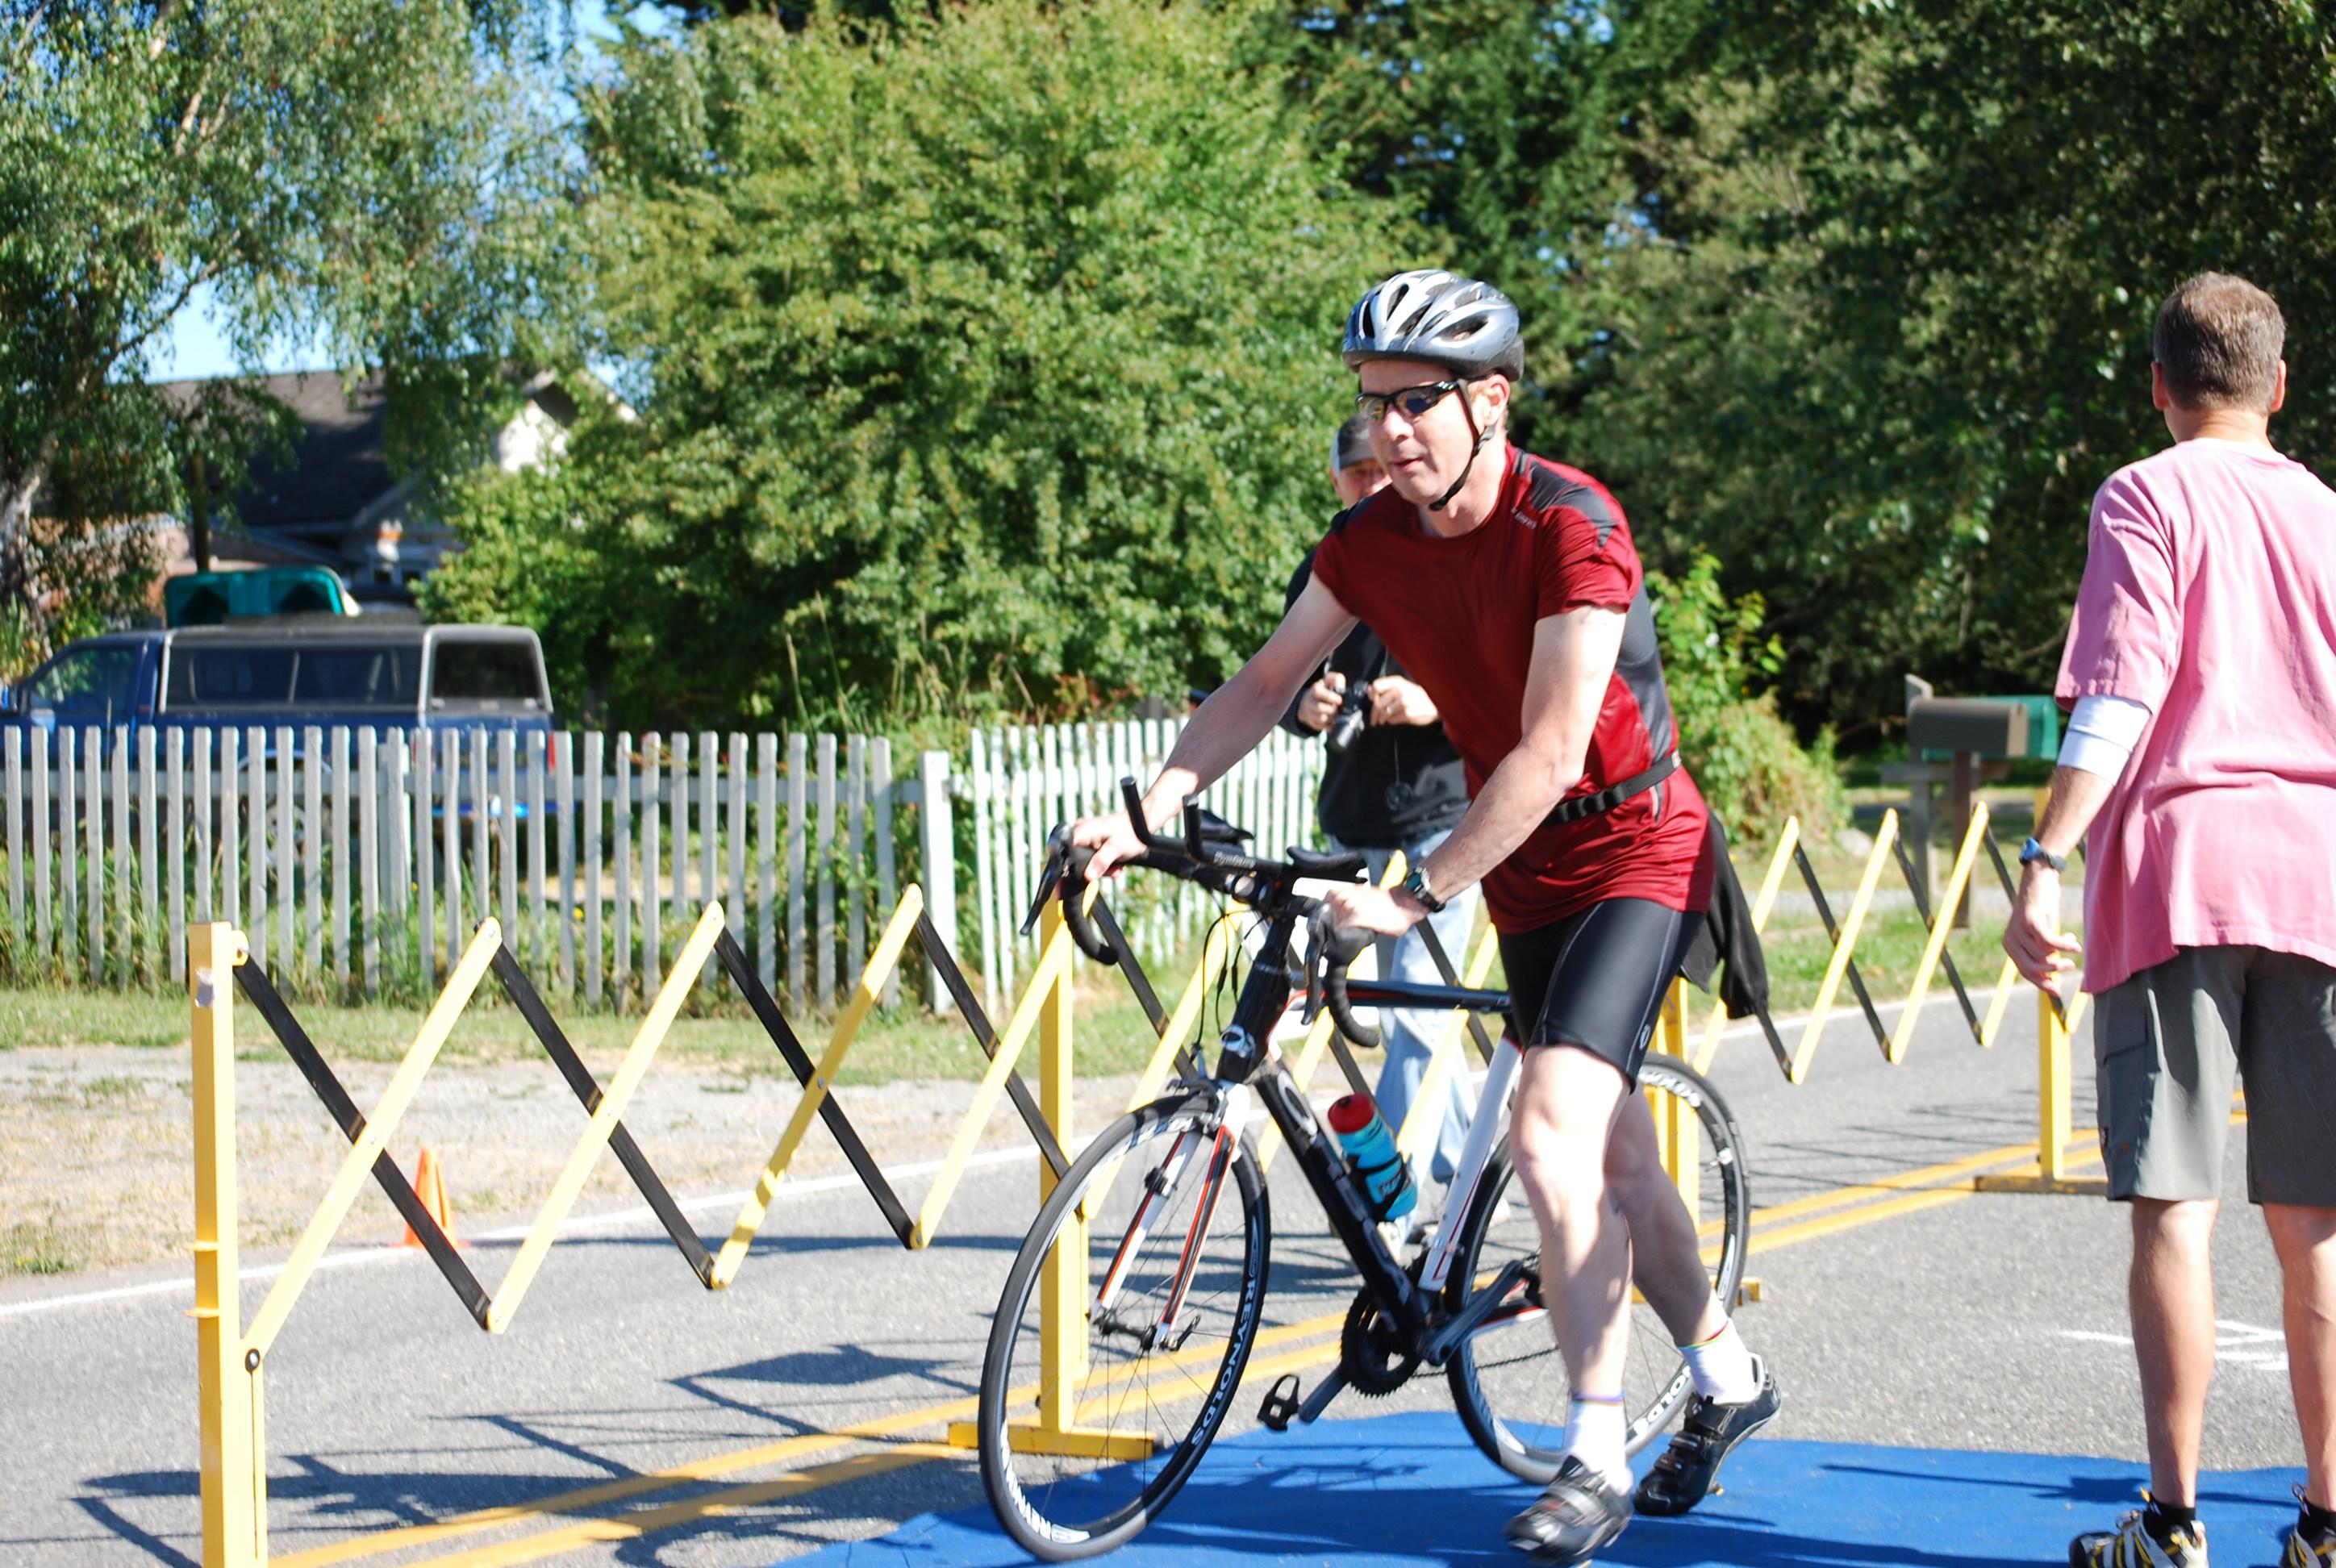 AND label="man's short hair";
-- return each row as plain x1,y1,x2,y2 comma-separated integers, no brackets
2155,273,2284,411
1331,413,1377,473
